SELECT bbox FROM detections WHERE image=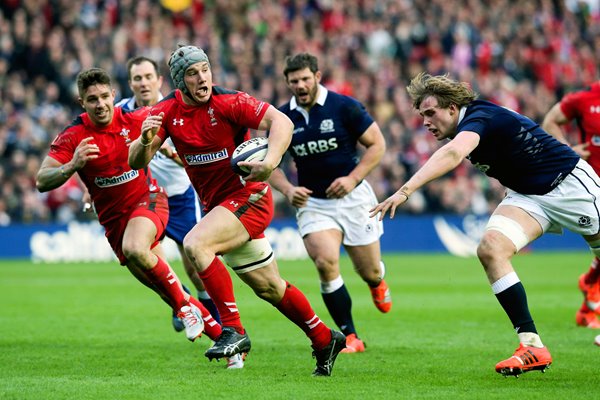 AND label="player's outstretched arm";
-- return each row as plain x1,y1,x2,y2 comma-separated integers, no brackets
369,189,409,220
370,131,479,220
129,112,164,169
